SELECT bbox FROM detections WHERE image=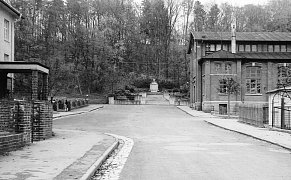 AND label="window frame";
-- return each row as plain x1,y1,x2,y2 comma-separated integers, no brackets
225,63,232,74
219,79,227,94
245,66,262,94
4,19,9,42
